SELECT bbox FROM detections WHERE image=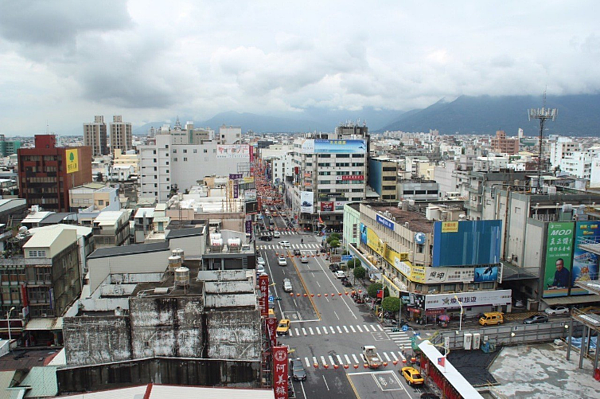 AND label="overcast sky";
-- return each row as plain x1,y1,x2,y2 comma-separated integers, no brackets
0,1,598,136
